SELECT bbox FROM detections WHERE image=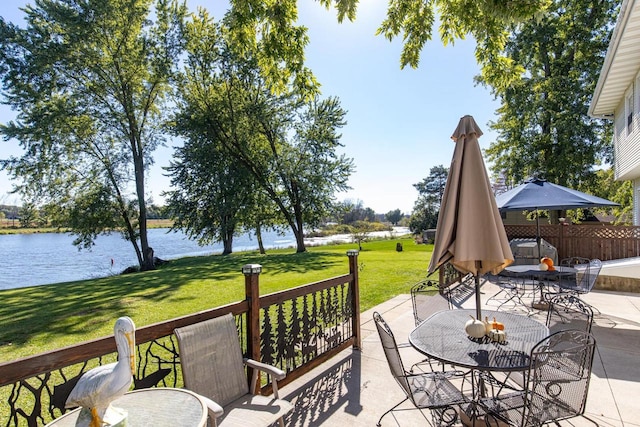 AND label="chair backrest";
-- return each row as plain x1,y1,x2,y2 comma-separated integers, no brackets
524,330,596,426
574,259,602,294
373,312,412,398
546,293,594,334
557,258,600,294
411,280,450,327
174,314,249,407
559,257,590,267
586,259,602,291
